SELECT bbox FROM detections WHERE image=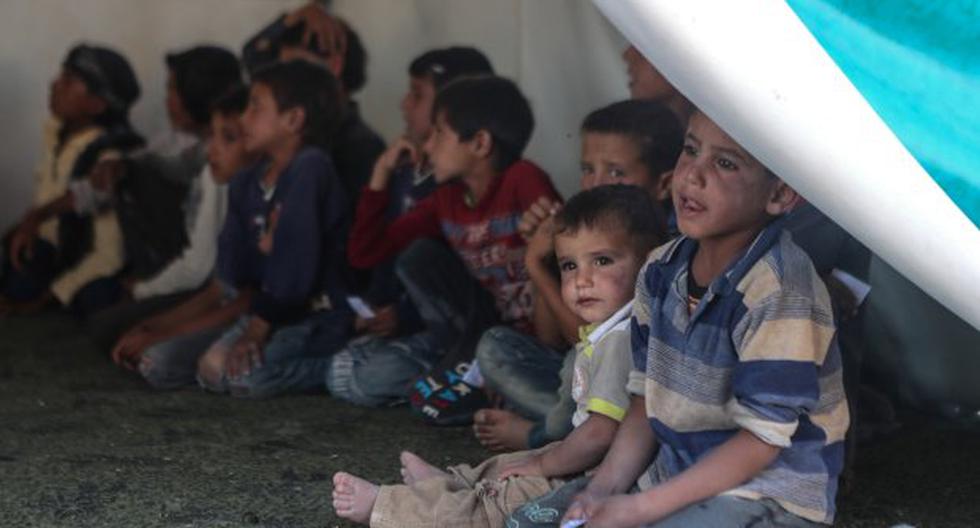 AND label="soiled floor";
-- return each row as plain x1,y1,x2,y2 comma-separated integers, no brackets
1,313,977,527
